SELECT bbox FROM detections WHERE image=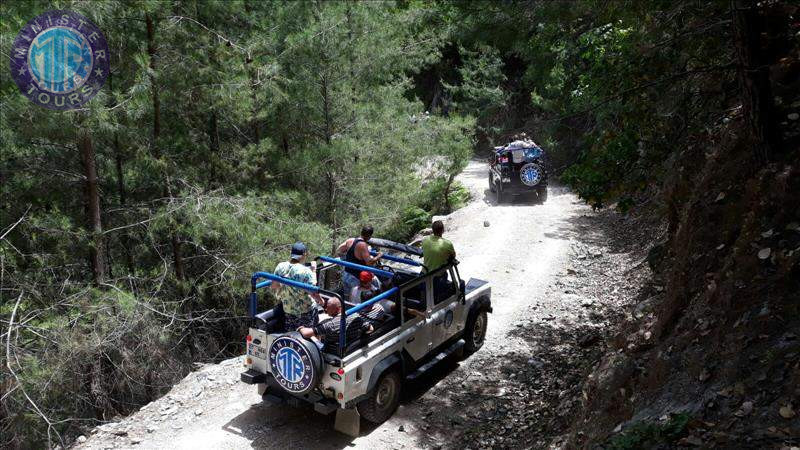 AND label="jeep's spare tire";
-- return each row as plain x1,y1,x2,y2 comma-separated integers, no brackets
519,163,543,187
268,332,322,395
